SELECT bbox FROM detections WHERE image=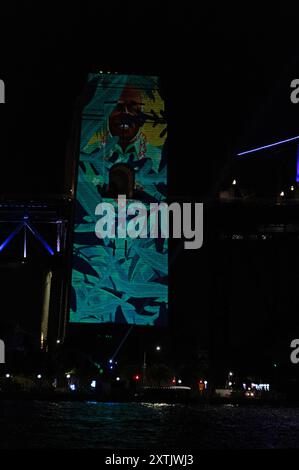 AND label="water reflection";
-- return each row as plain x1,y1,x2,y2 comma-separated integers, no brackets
1,400,299,448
